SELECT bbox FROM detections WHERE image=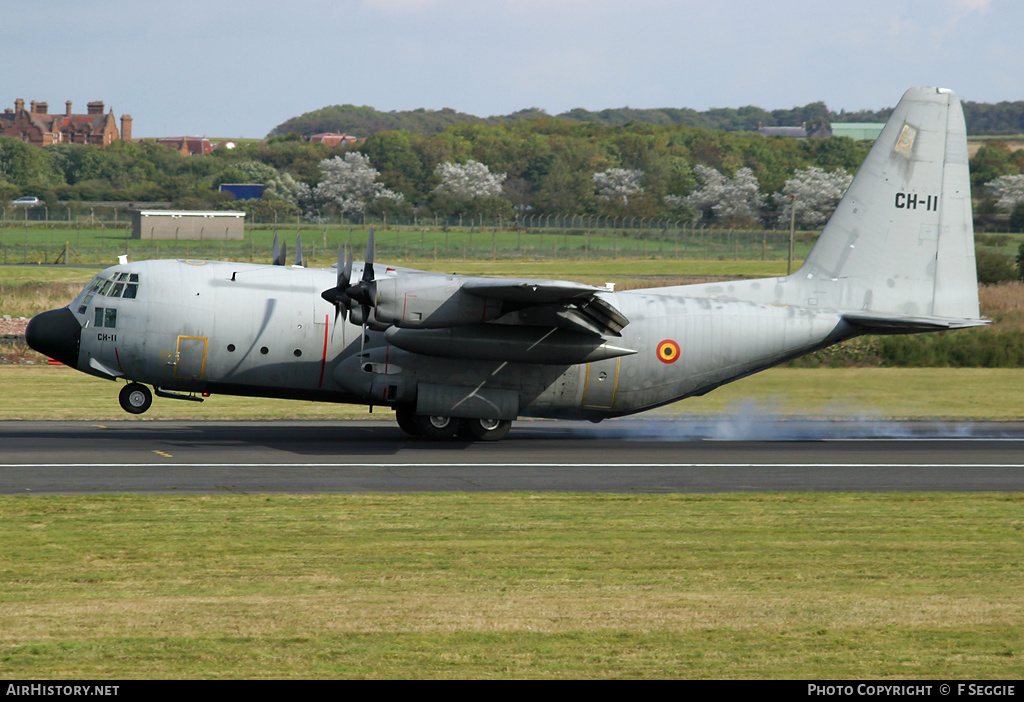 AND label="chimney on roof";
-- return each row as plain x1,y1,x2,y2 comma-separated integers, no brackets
14,99,24,112
87,101,104,115
66,101,72,117
35,102,48,114
120,114,132,142
30,101,36,113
